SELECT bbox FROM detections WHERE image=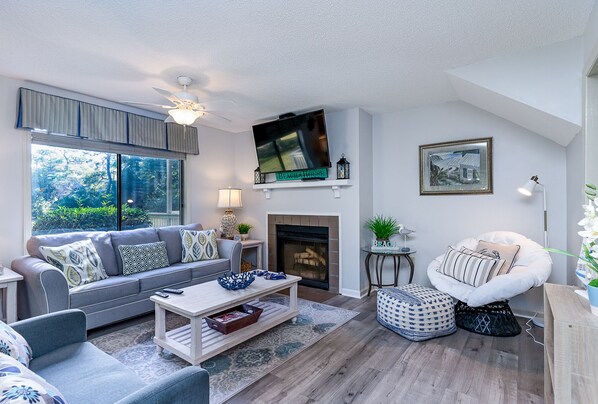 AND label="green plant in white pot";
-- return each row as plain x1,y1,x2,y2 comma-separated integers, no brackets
547,184,598,315
237,223,253,241
365,215,403,242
